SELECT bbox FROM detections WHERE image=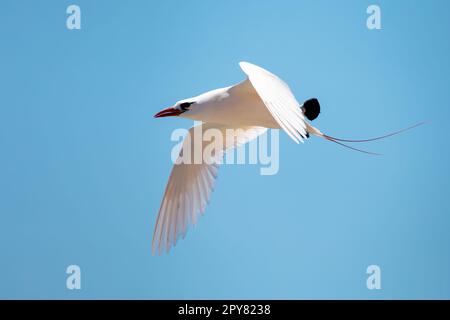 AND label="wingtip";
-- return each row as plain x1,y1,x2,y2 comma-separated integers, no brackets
239,61,254,71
